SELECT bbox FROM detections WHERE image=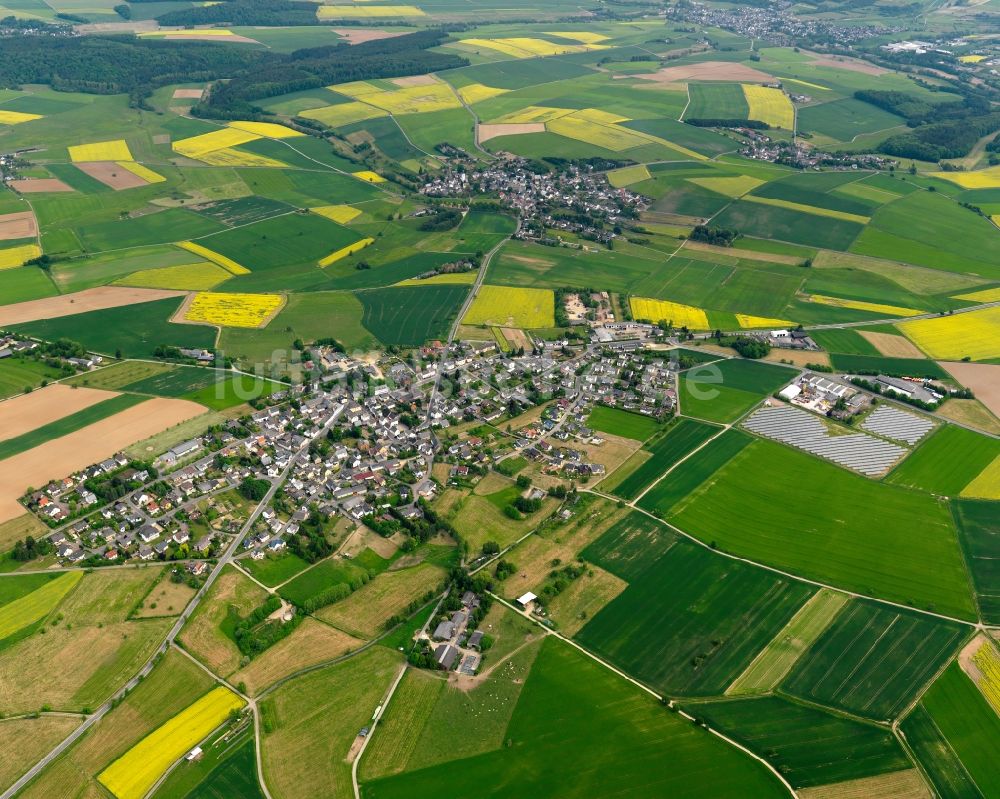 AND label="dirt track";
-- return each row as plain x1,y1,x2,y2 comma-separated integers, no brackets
0,287,186,326
0,397,204,522
0,384,119,442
